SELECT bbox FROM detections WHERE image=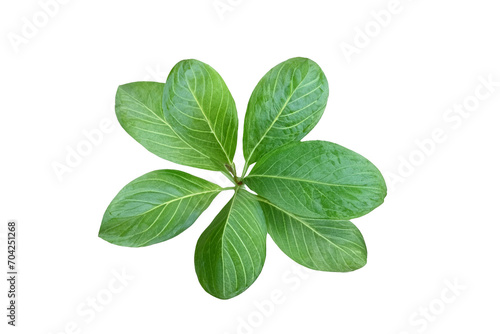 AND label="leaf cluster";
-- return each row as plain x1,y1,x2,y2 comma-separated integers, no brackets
99,58,387,299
